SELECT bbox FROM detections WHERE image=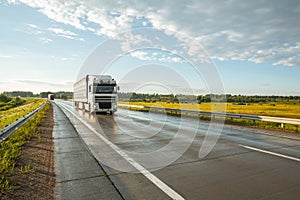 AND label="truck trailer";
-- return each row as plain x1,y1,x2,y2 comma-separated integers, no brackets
48,94,54,100
73,75,118,114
